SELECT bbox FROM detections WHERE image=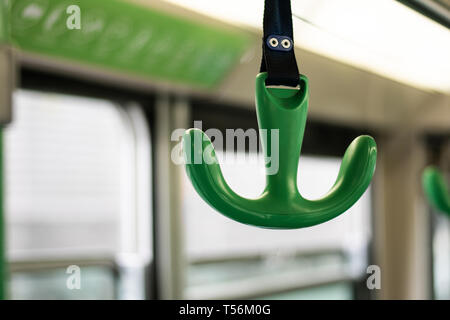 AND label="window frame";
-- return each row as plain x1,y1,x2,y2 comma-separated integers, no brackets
7,67,155,300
